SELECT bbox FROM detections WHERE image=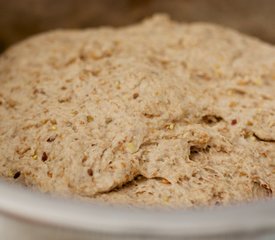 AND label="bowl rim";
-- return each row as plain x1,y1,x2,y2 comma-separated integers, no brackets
0,180,274,238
